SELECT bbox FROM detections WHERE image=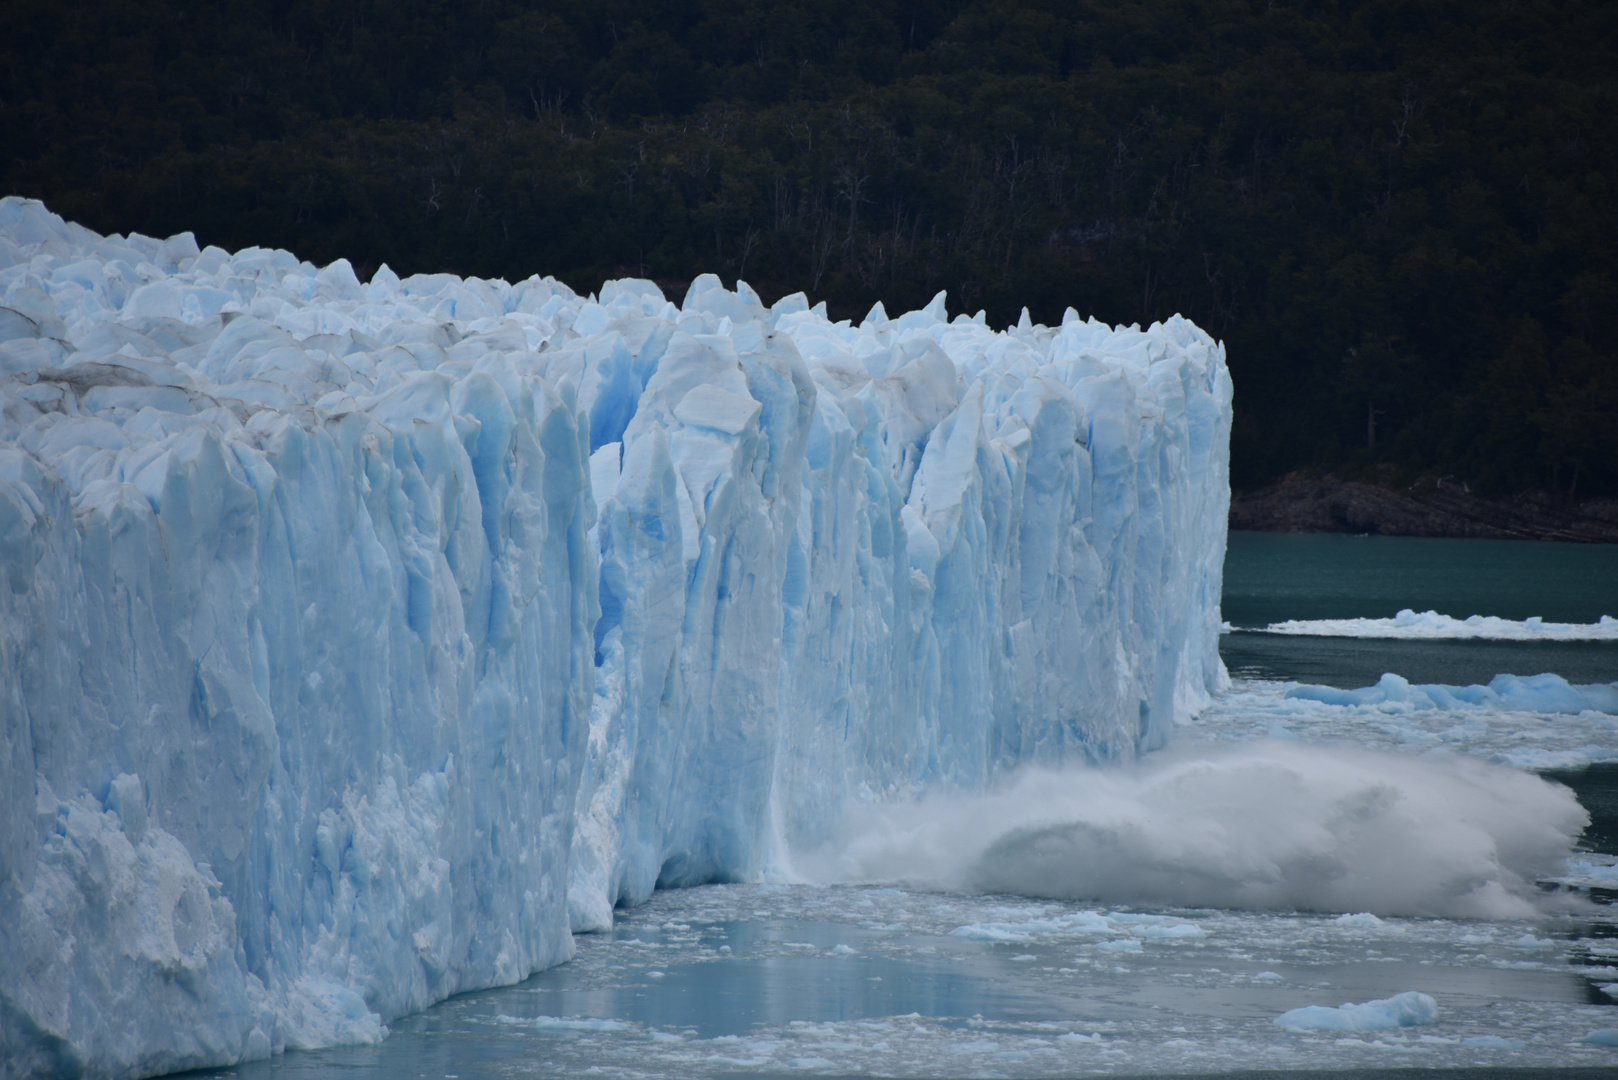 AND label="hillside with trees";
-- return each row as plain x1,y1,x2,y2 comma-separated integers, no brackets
3,0,1613,496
